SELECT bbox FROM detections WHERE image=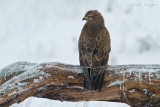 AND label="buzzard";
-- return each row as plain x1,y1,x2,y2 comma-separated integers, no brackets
78,10,111,91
